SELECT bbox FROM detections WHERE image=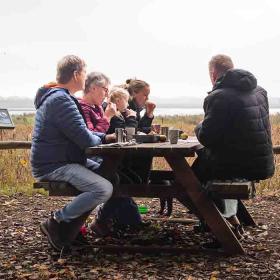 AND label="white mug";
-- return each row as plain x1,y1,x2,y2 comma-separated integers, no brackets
125,127,136,141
